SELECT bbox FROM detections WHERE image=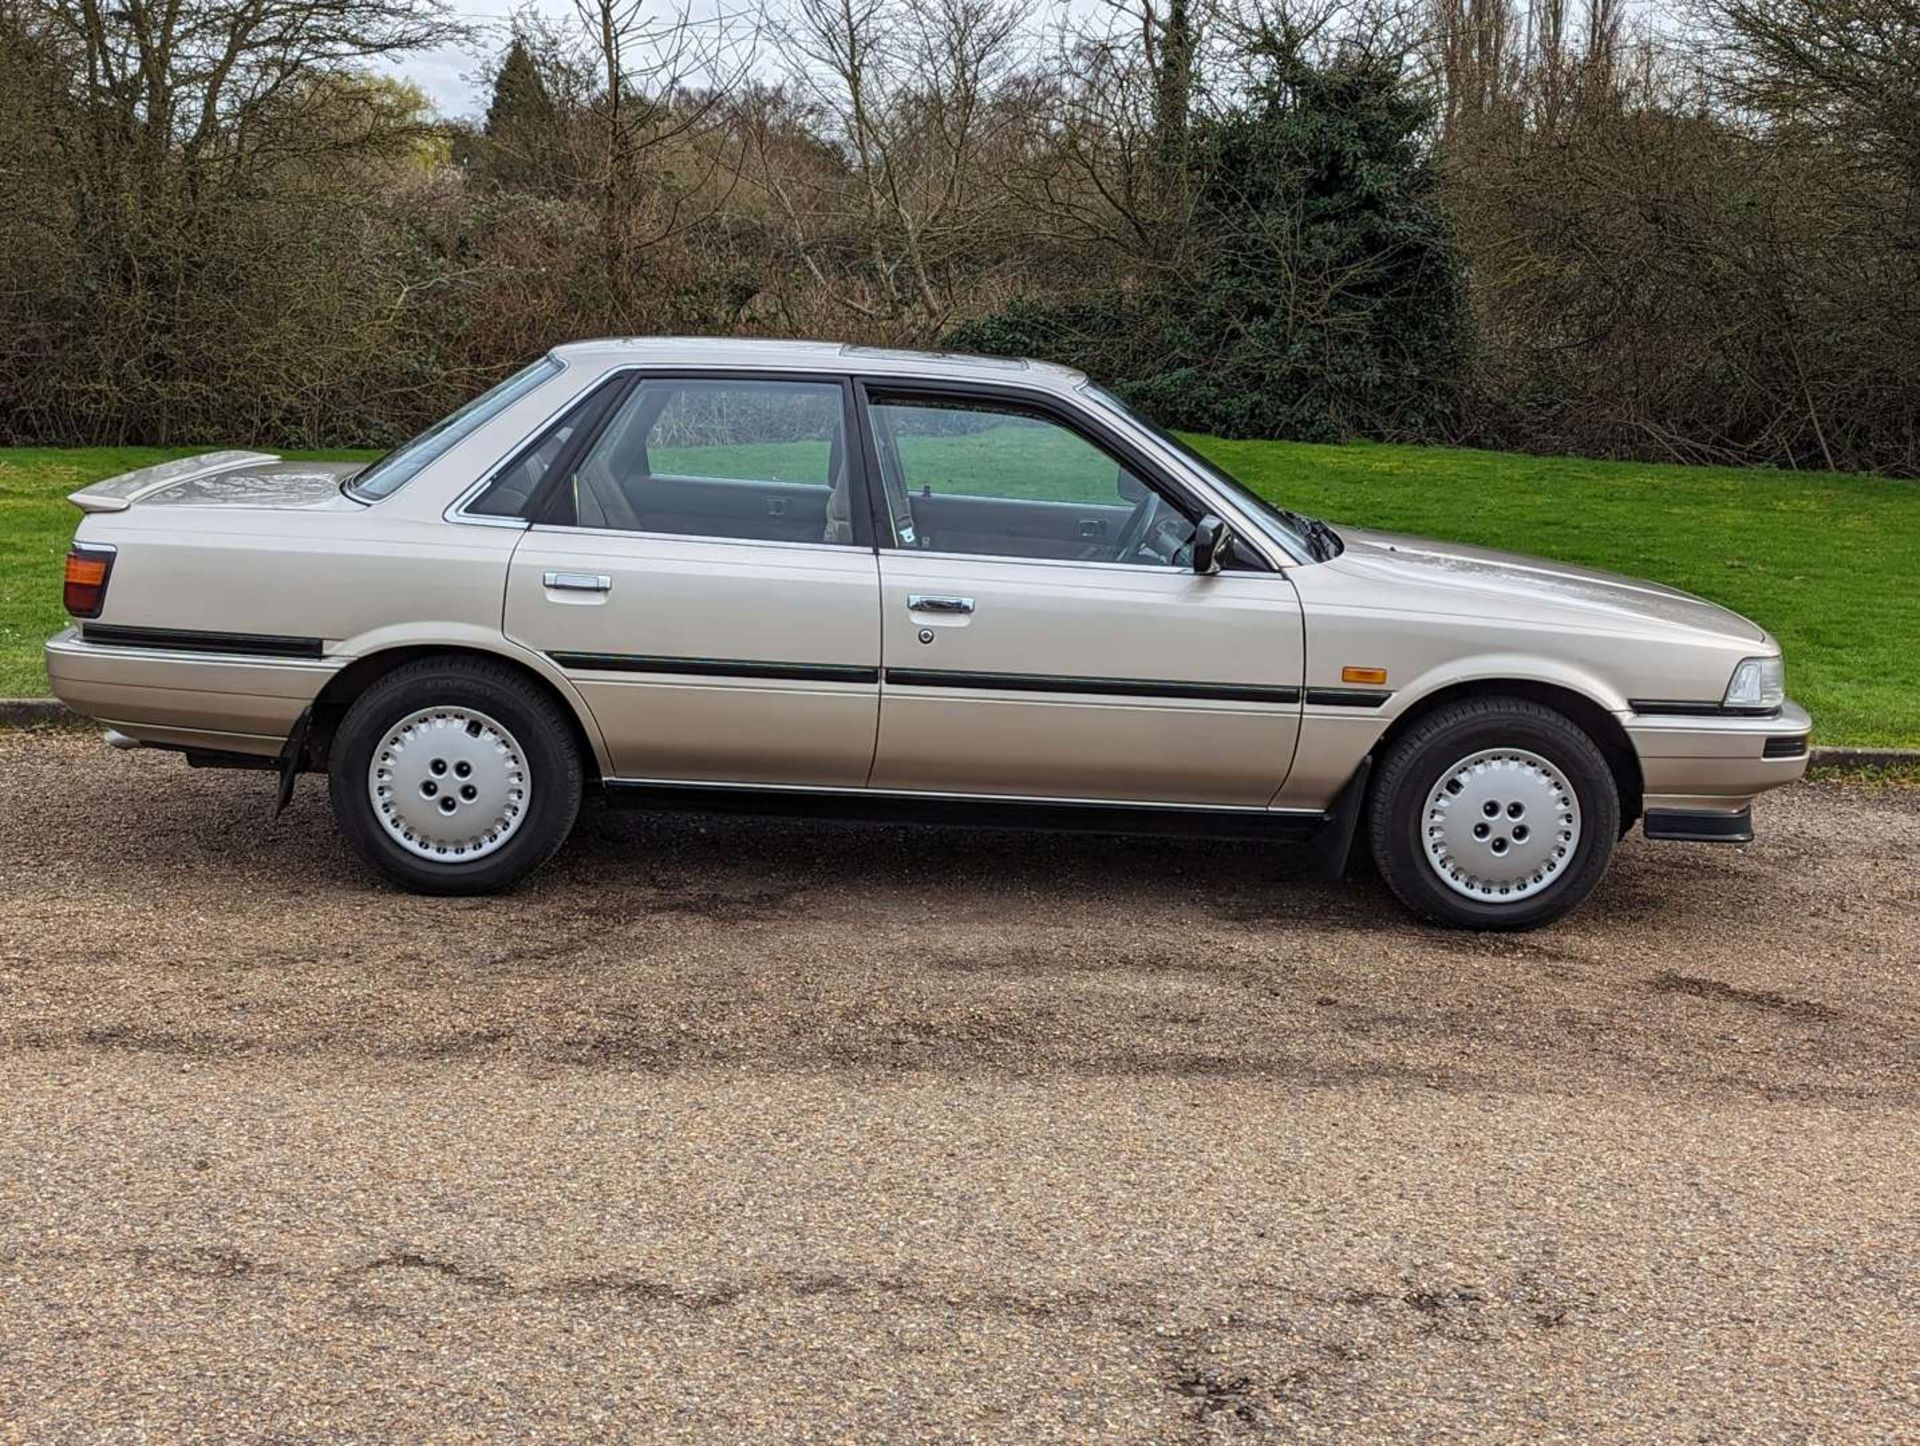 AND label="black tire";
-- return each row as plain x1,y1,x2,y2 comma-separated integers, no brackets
1367,696,1620,930
327,656,584,895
